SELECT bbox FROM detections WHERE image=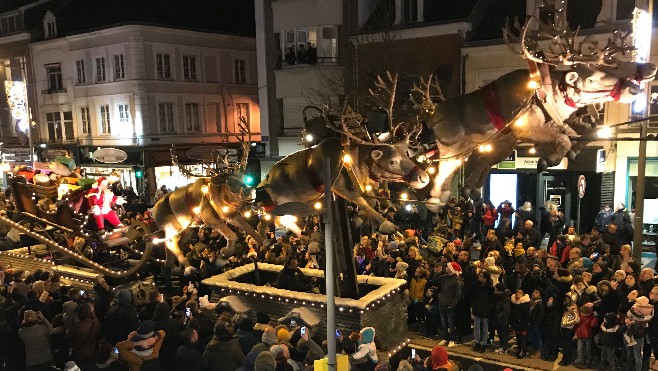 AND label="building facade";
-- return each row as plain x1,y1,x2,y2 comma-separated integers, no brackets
30,24,259,198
